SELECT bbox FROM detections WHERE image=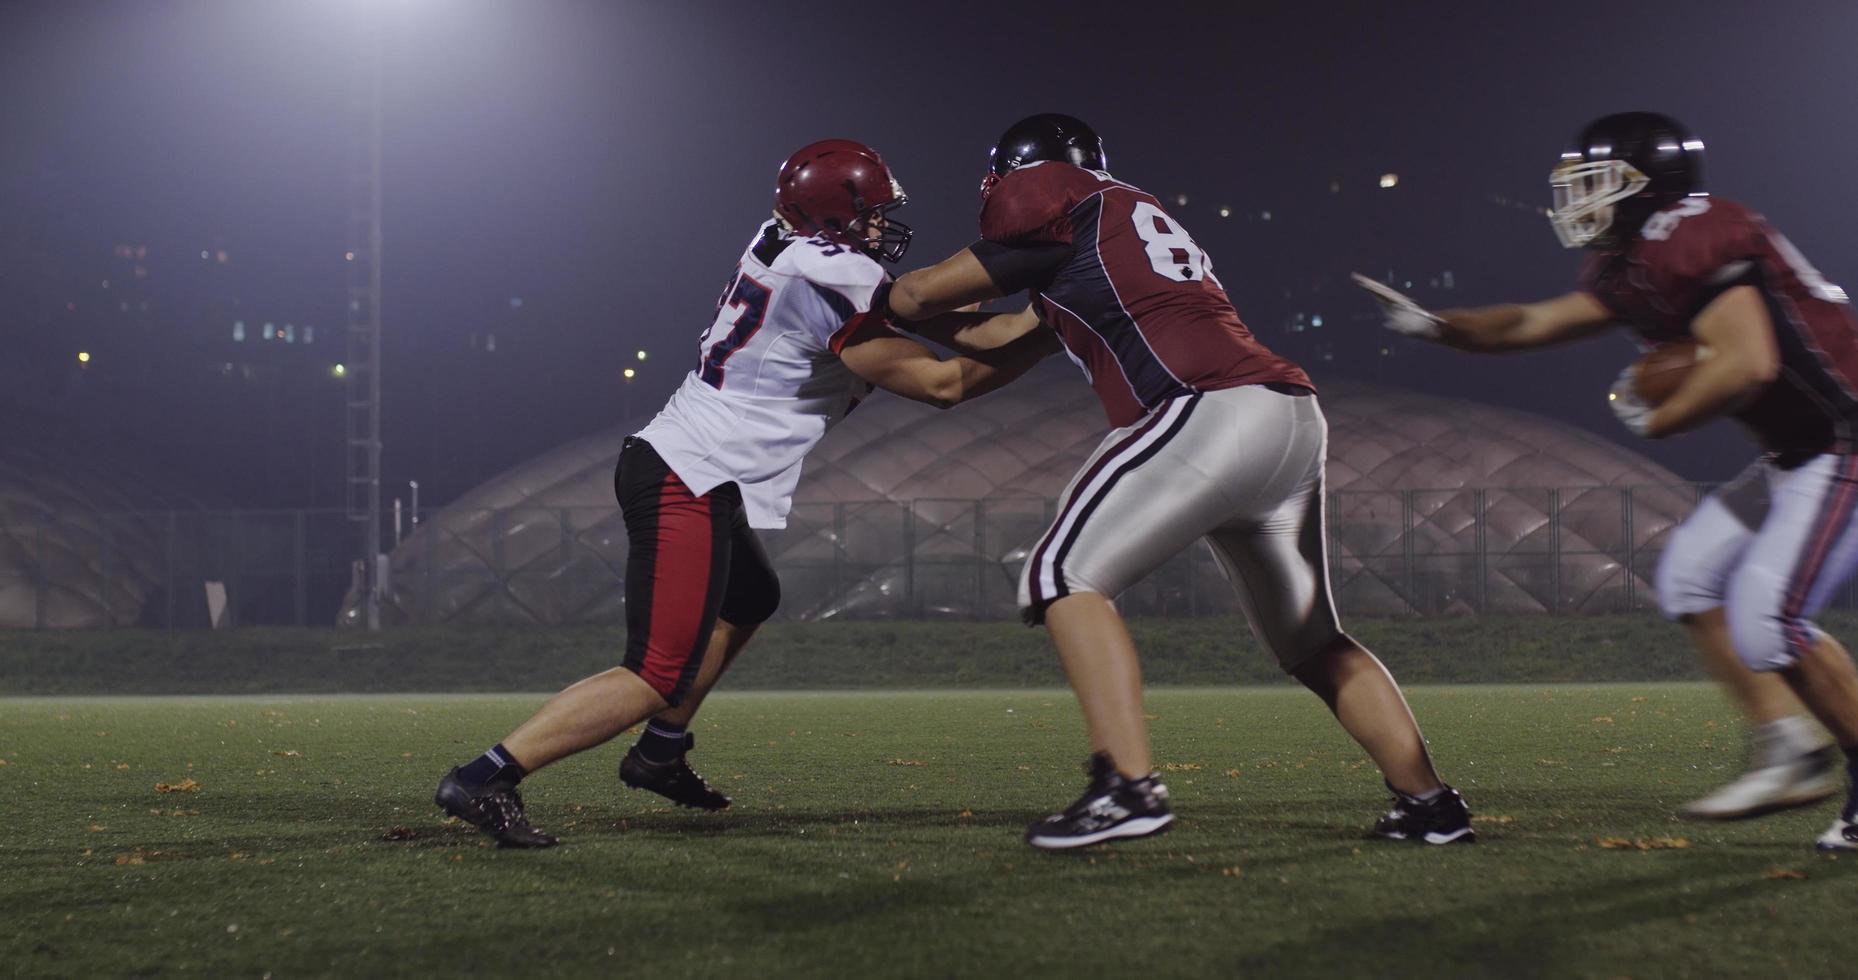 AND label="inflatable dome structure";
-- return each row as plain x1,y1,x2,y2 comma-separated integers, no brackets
375,363,1697,624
